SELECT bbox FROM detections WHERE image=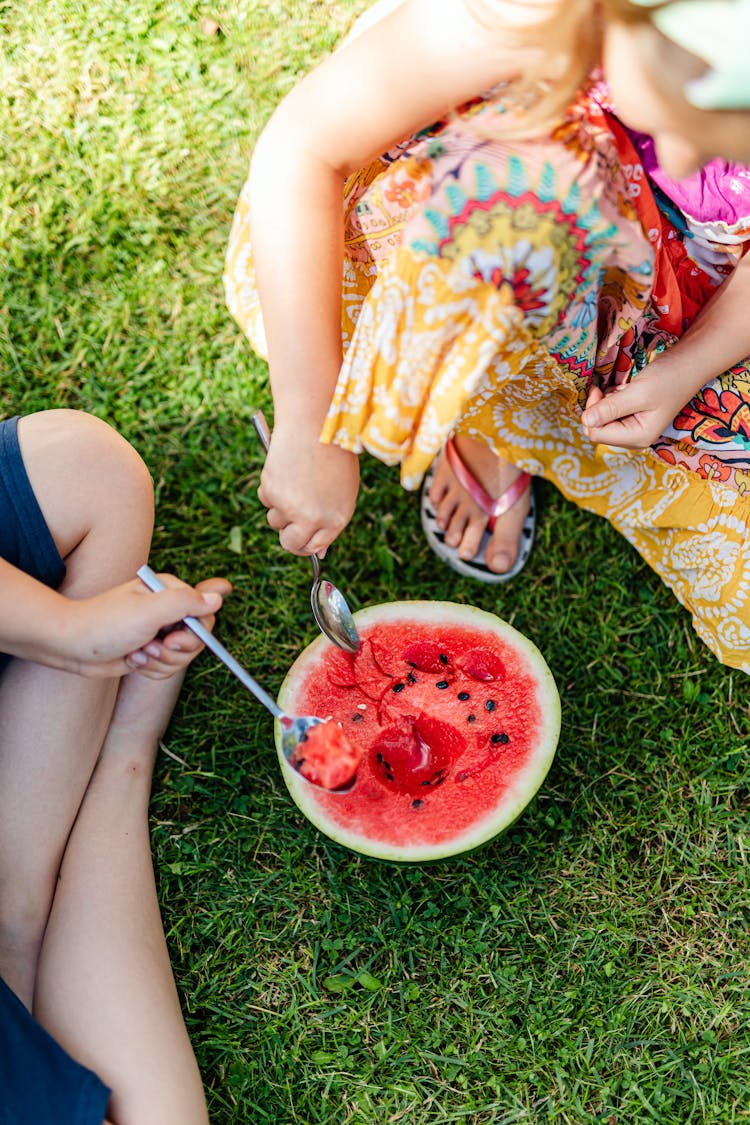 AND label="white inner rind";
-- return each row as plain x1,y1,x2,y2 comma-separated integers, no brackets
276,602,561,862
